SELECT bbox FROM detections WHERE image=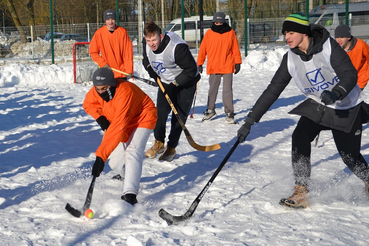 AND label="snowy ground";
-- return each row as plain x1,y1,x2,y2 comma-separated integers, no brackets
1,43,369,246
